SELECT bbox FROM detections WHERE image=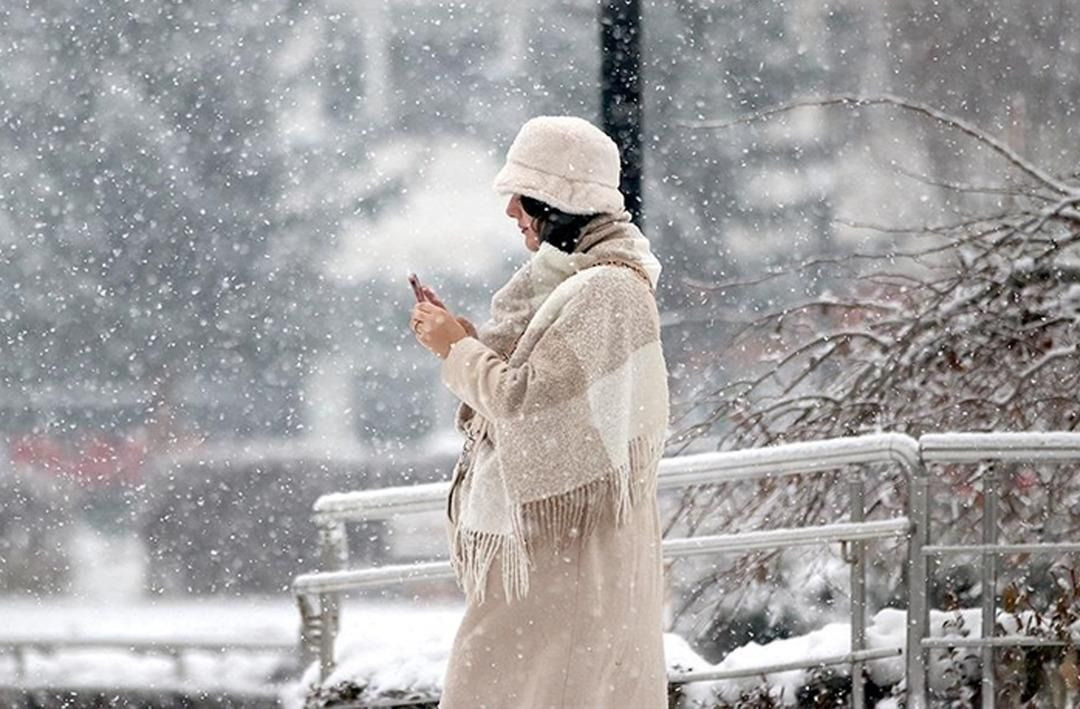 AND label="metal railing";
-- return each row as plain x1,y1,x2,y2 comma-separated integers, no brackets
910,432,1080,709
292,431,1080,708
293,432,922,708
